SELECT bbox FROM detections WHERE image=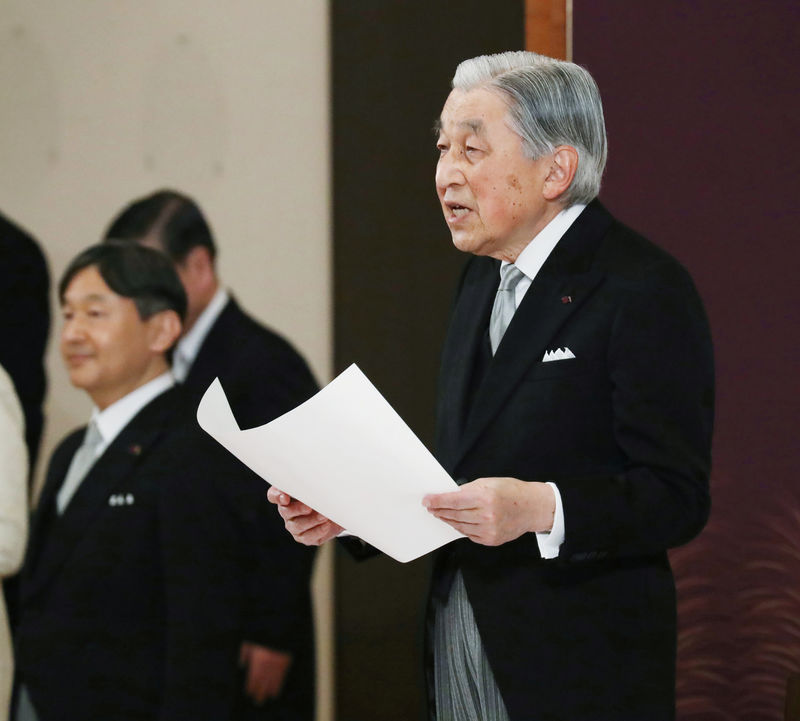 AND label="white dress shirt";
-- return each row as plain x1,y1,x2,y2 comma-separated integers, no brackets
56,372,176,513
500,203,586,559
172,287,229,382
